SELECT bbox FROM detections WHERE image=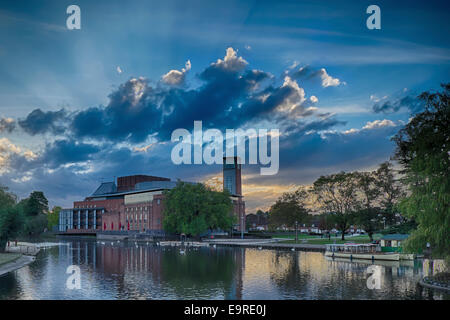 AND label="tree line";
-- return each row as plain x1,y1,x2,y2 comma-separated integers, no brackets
0,188,59,251
268,161,404,242
268,84,449,258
